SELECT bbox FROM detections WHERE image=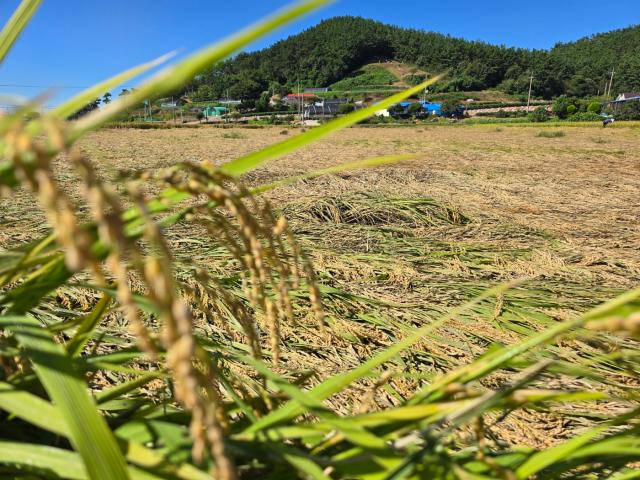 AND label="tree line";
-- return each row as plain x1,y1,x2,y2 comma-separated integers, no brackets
181,17,640,103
